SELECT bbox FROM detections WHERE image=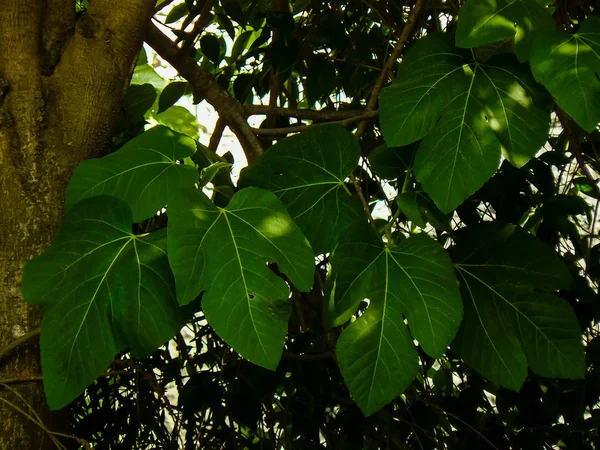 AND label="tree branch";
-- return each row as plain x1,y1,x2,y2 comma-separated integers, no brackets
244,105,369,121
355,0,426,137
145,23,264,163
181,0,216,51
251,110,378,136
